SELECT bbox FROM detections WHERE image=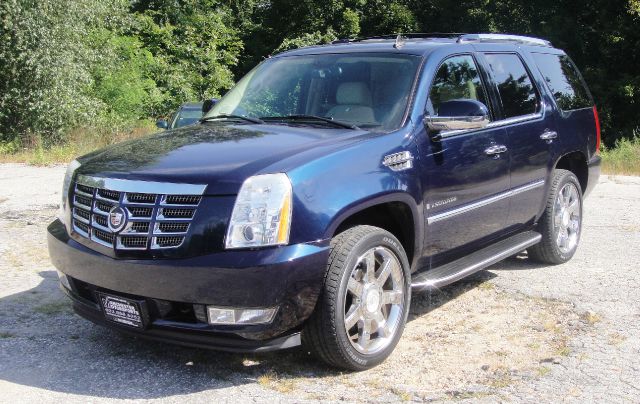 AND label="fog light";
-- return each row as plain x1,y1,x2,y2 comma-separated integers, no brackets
207,306,278,325
56,270,71,290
